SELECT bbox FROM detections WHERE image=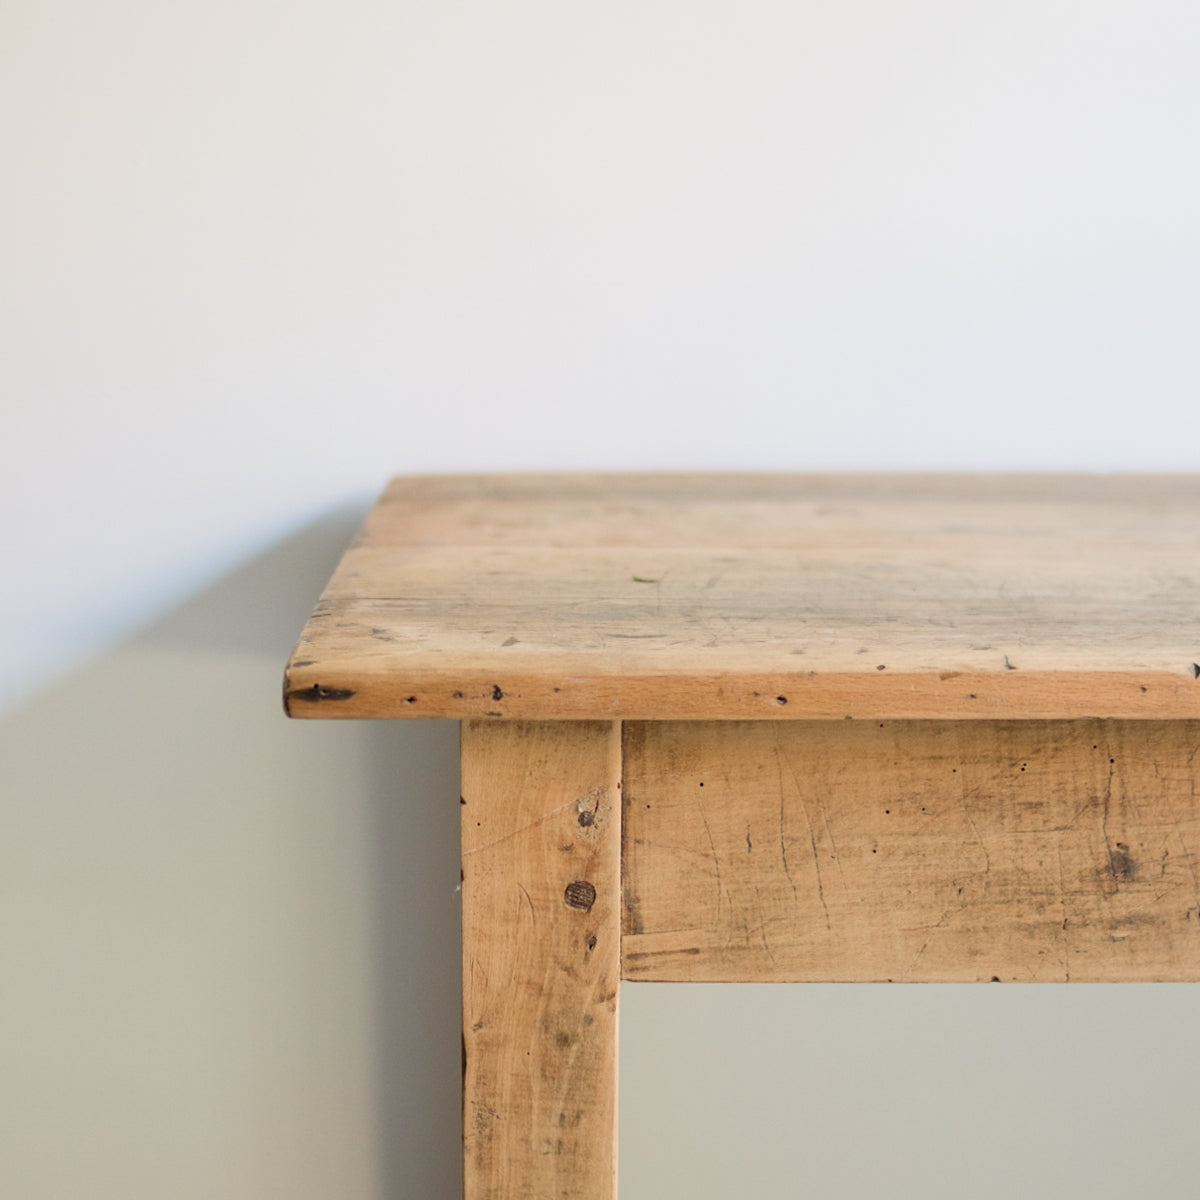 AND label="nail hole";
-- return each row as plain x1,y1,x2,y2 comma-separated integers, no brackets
564,881,597,912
